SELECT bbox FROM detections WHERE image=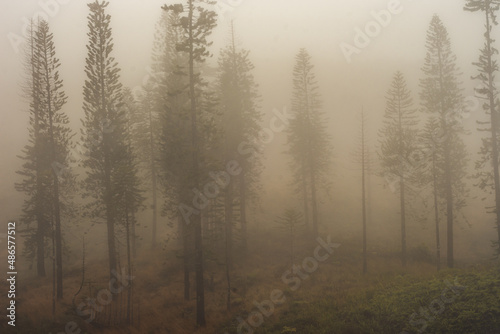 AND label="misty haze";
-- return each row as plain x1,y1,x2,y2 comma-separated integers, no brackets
1,0,500,333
